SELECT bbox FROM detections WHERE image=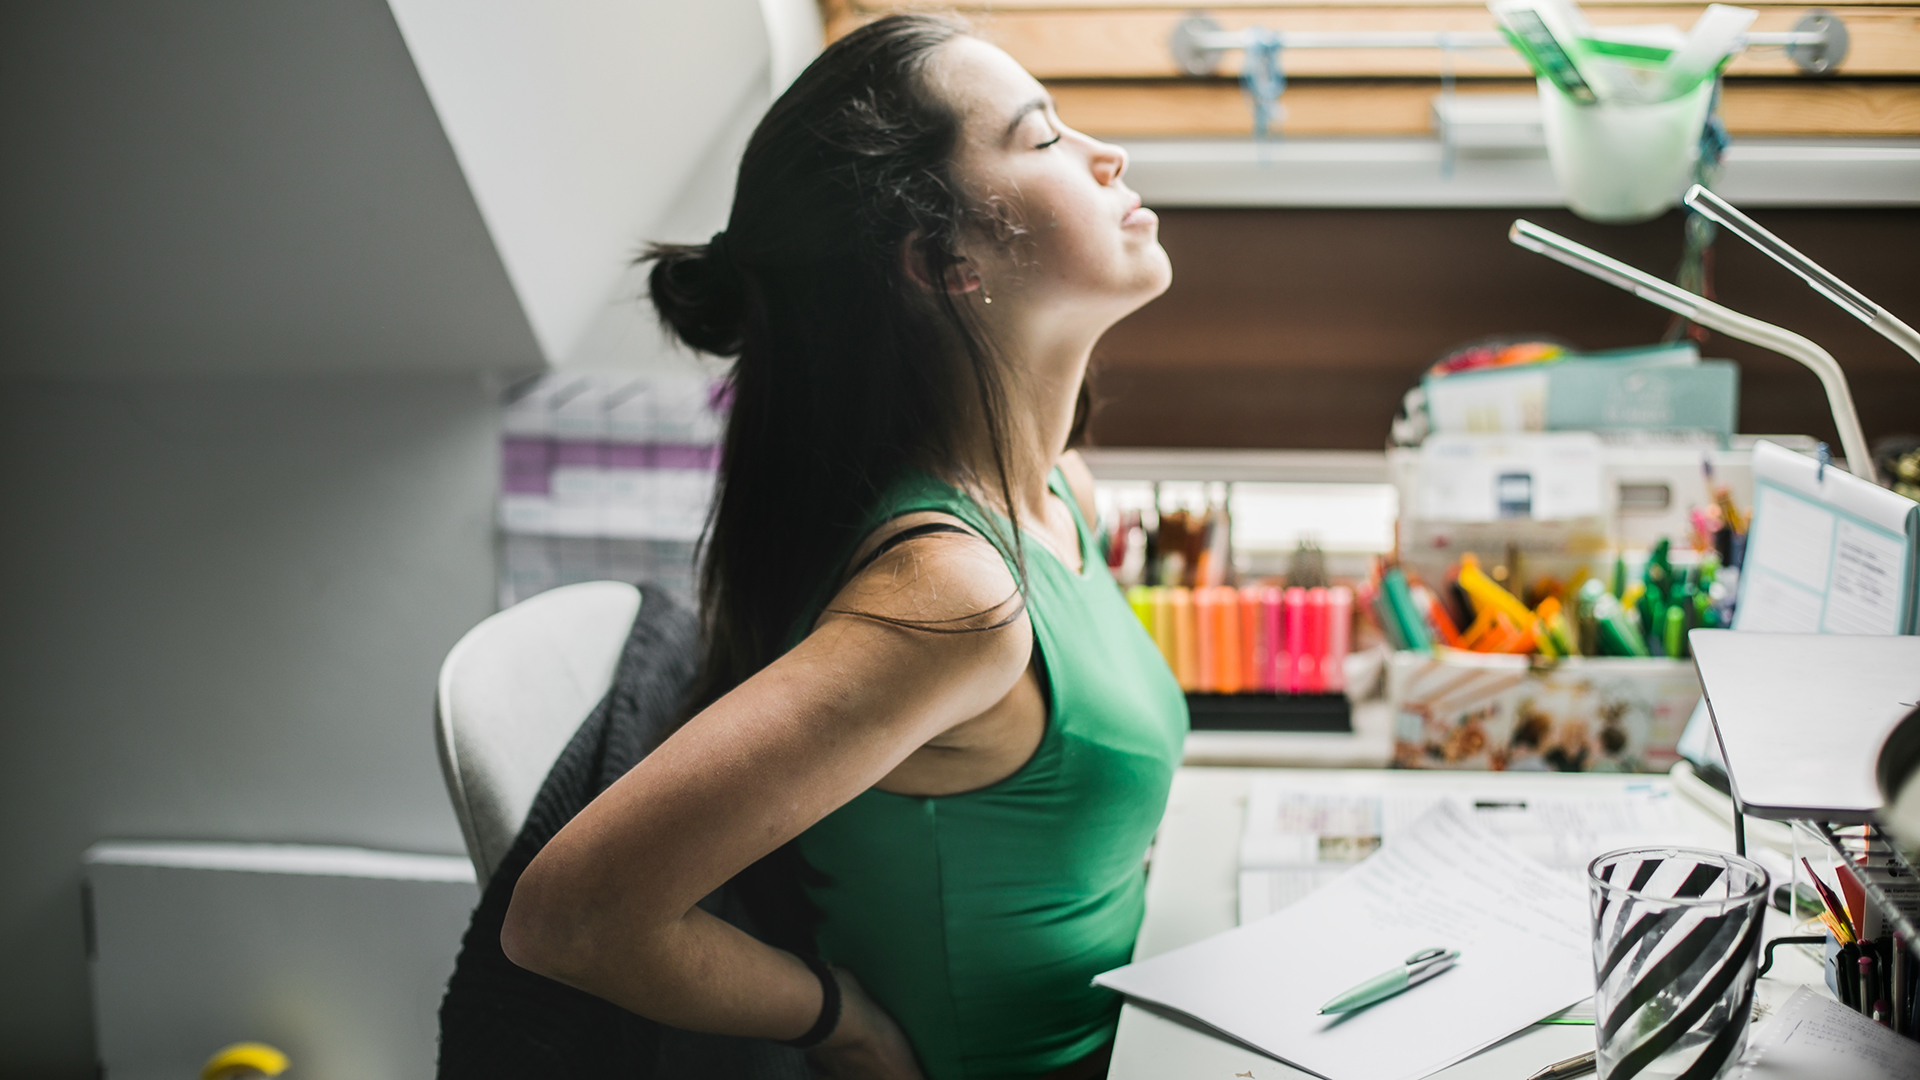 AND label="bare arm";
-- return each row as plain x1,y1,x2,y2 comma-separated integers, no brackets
500,527,1029,1046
